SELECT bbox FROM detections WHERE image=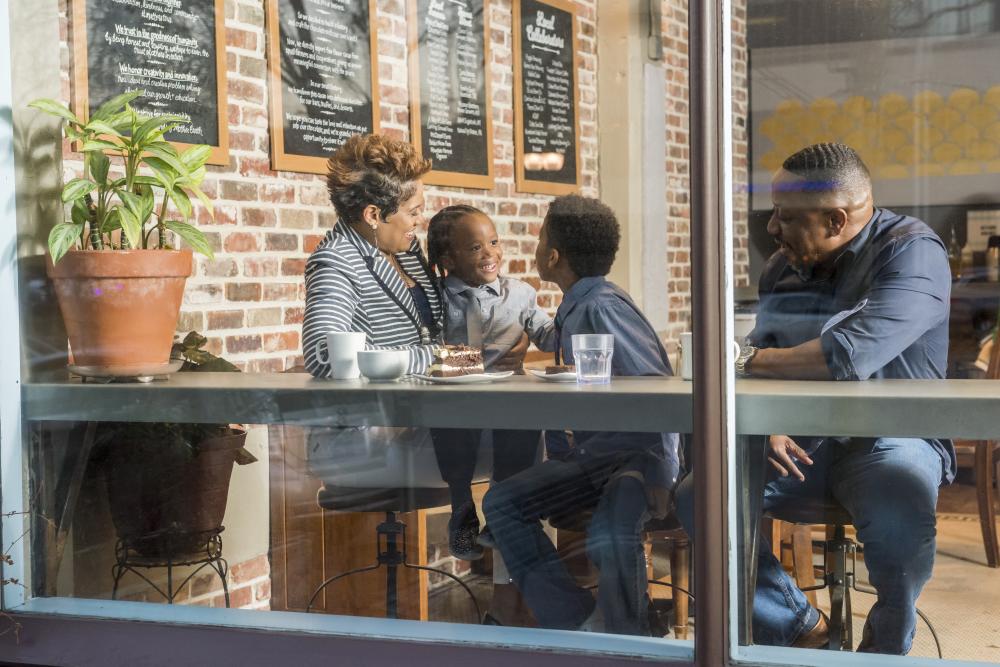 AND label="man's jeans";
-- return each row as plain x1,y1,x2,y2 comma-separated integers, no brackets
676,437,945,654
482,455,651,634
